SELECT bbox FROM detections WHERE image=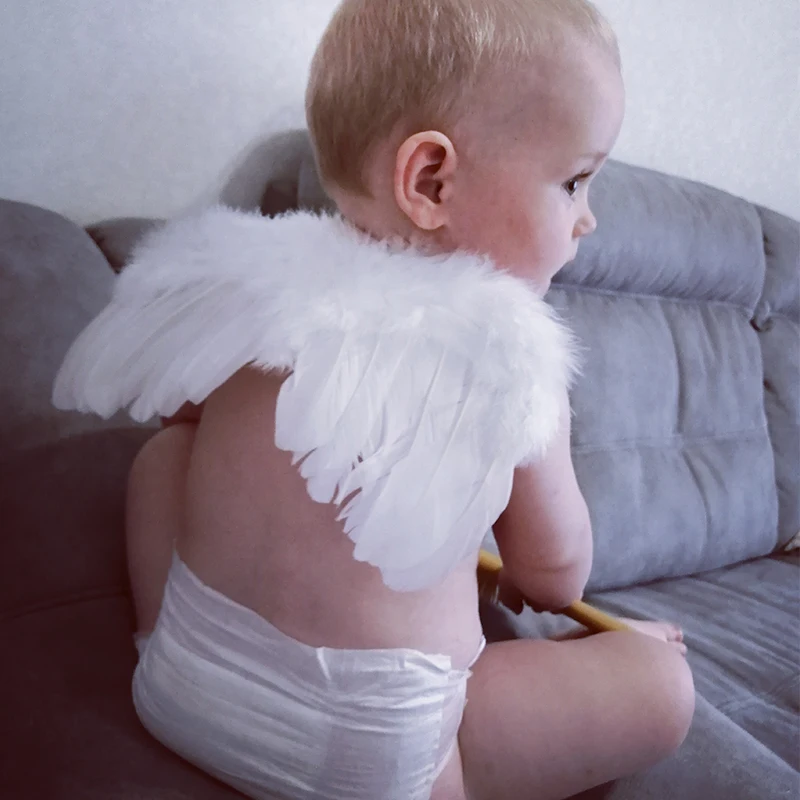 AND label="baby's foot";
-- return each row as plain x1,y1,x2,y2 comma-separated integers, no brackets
550,618,687,656
621,619,687,656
